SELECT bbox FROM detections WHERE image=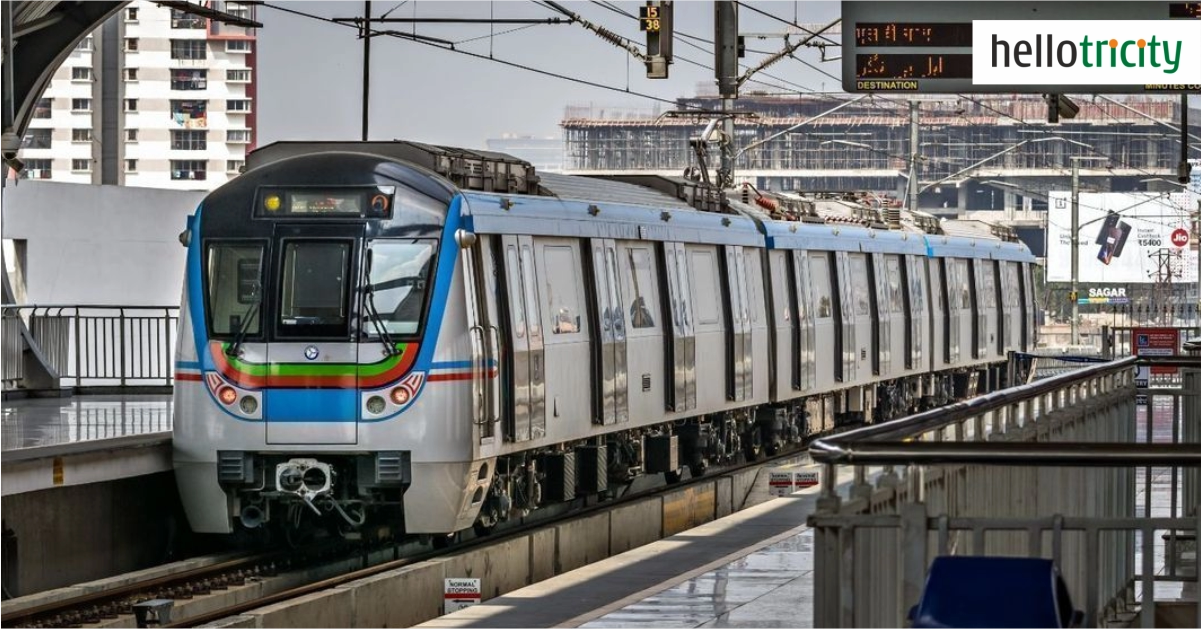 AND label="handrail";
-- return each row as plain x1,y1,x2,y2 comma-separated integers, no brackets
810,355,1201,466
814,356,1136,446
